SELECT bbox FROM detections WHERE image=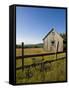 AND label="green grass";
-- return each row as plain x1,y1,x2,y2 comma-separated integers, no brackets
16,48,66,84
